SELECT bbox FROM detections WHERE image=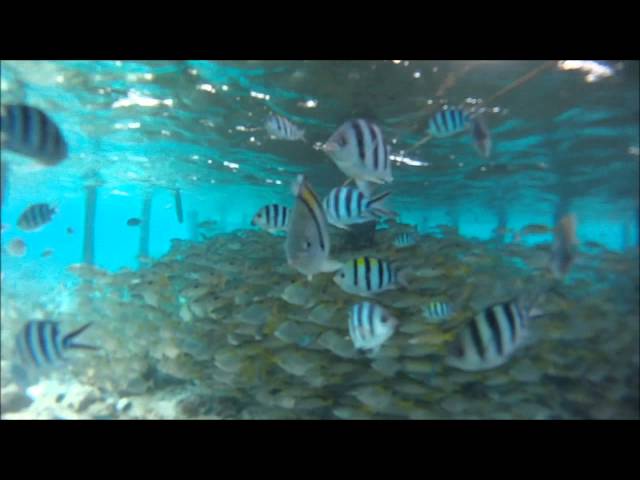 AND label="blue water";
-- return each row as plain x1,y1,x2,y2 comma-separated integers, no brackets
1,60,638,419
